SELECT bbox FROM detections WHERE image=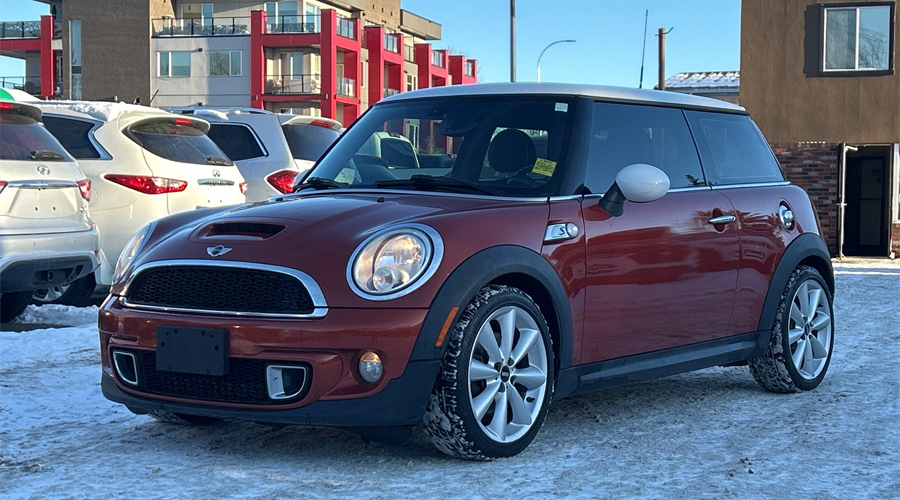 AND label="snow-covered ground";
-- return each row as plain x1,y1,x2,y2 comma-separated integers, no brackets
2,260,898,499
